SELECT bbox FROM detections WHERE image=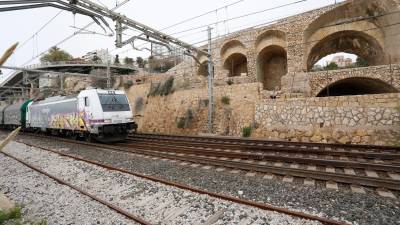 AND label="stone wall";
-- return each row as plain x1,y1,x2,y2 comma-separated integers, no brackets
126,82,261,136
254,93,400,145
120,0,400,146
